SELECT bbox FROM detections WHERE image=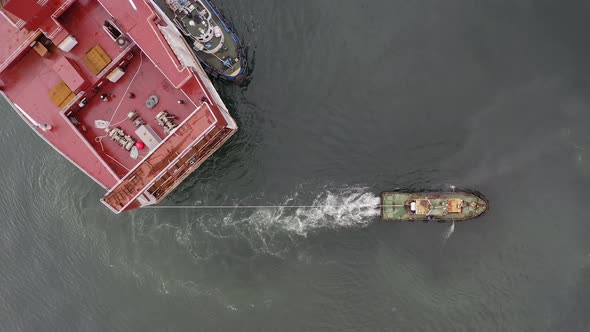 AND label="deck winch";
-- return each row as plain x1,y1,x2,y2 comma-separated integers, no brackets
155,111,177,134
107,127,136,151
127,111,145,127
